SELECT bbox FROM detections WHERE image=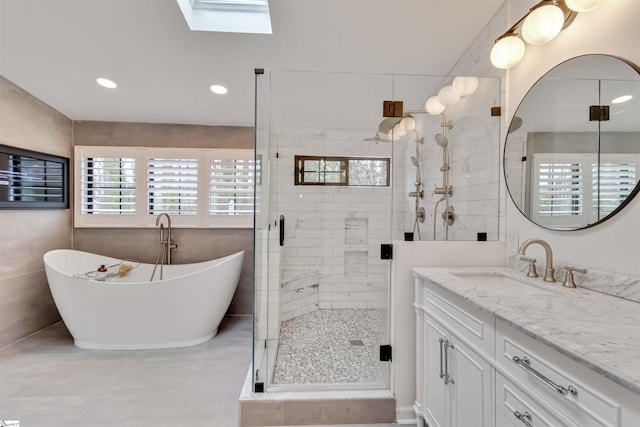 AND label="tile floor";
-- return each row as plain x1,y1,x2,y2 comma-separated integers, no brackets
273,309,387,384
0,316,252,426
0,315,414,427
